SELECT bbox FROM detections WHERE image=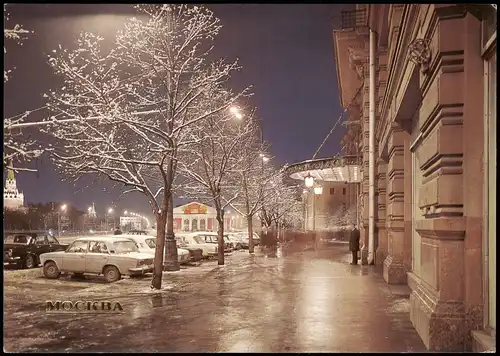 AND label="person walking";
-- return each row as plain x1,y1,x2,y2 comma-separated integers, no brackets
349,225,360,265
